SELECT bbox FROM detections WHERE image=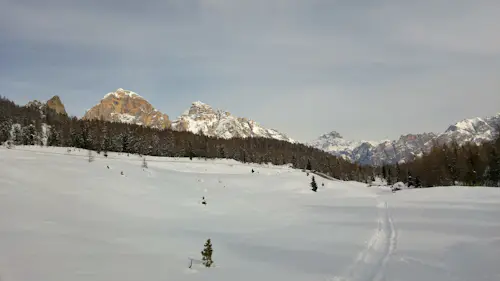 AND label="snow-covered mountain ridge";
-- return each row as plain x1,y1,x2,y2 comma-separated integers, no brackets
310,113,500,165
172,101,294,142
83,89,294,142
